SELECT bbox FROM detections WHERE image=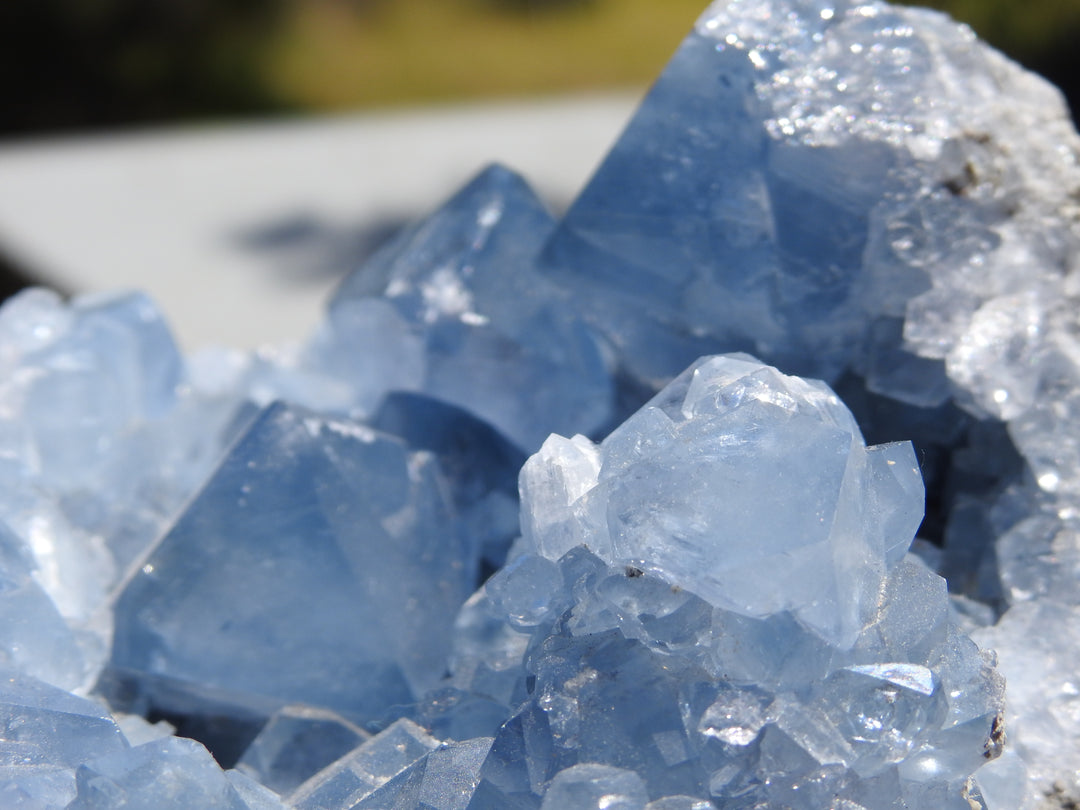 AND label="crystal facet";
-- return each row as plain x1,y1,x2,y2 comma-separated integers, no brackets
107,403,471,729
